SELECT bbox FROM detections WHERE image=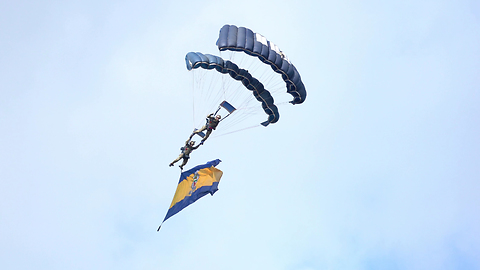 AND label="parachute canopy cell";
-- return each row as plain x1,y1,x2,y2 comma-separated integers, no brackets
216,24,306,105
185,51,279,126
